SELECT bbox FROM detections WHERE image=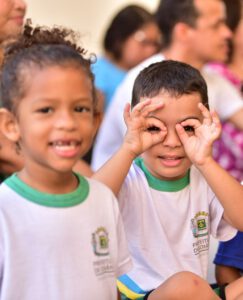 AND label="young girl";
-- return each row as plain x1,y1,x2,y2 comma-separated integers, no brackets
0,21,132,299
